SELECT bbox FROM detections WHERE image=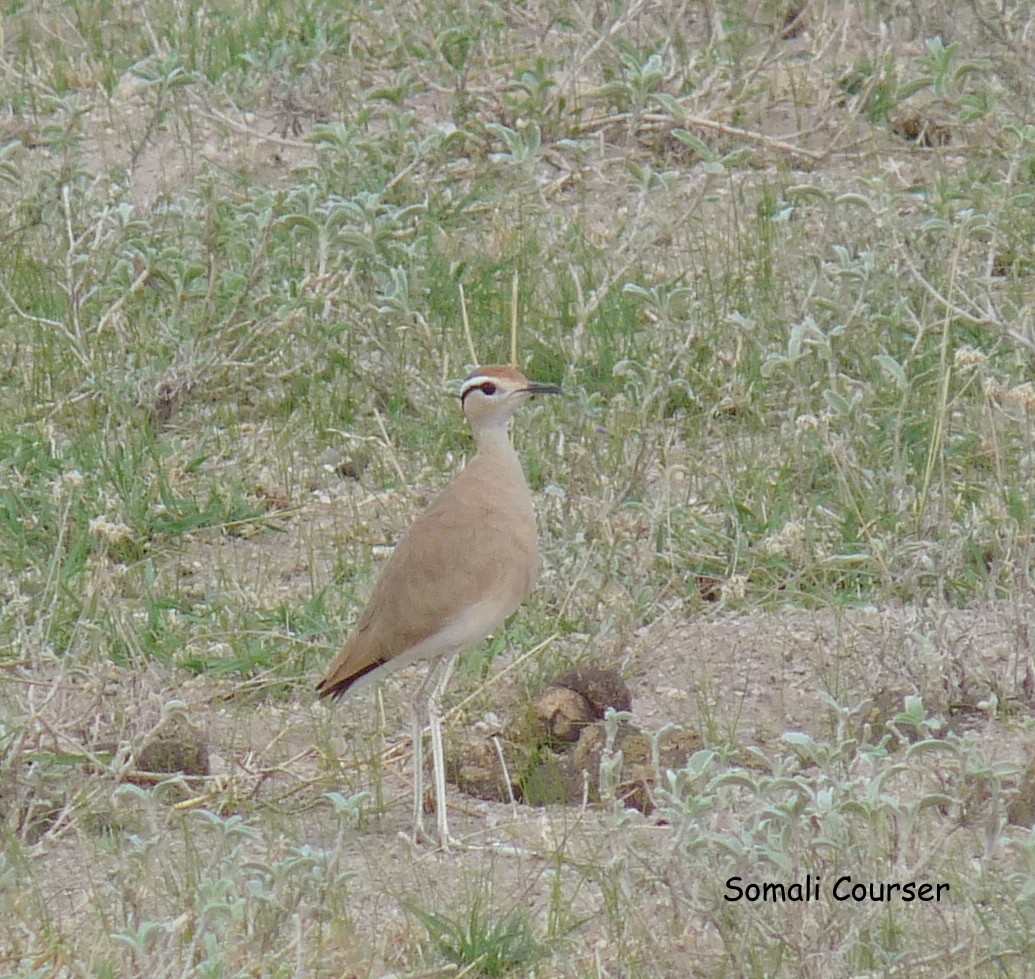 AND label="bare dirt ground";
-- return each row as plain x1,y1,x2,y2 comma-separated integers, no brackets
16,478,1035,972
6,3,1035,972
